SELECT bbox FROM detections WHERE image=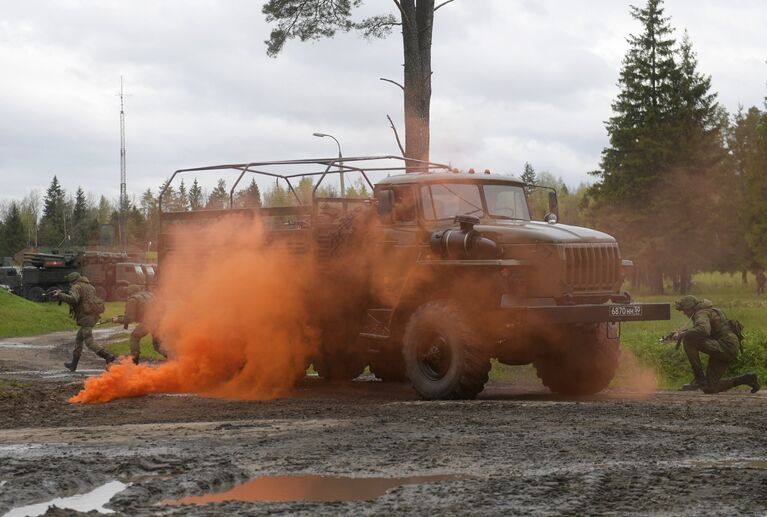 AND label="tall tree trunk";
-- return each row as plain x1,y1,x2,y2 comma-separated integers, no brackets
401,0,433,171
